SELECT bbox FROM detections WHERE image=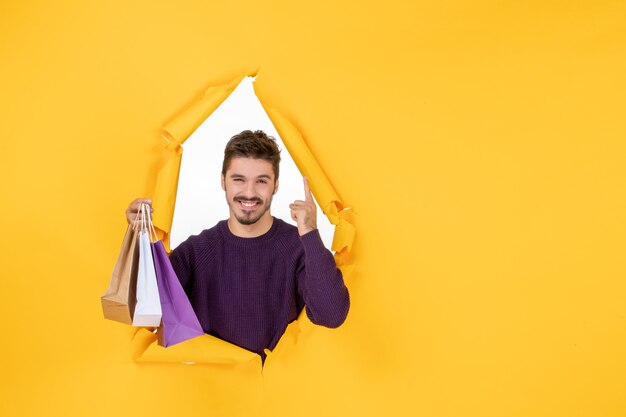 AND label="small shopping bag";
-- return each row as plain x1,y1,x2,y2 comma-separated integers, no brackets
101,224,139,324
150,231,204,347
132,204,162,327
